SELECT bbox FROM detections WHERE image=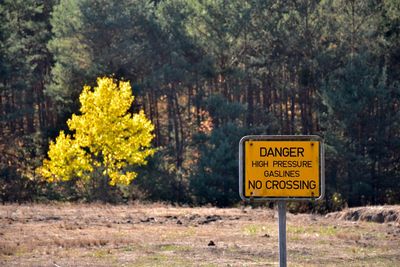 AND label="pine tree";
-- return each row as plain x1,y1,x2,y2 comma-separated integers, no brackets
190,95,246,206
0,0,55,202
